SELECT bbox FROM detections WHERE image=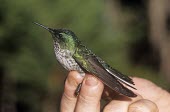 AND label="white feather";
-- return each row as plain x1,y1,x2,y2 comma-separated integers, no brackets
106,69,134,87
